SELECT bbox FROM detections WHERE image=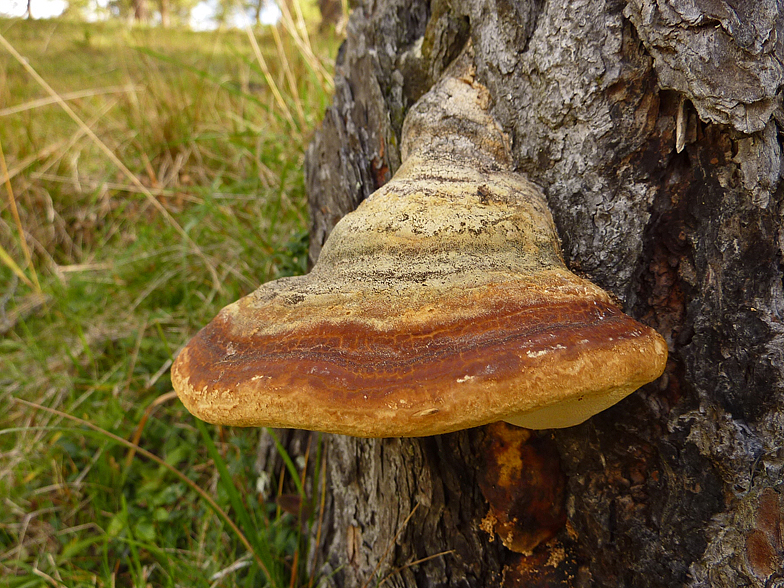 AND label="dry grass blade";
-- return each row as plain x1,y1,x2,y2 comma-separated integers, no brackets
123,390,179,470
379,551,455,587
209,554,253,586
0,84,140,117
275,1,334,93
359,502,420,588
290,0,312,49
0,138,40,292
0,243,34,289
54,263,113,273
288,547,299,588
340,0,349,30
33,173,204,204
11,397,273,580
246,26,298,133
0,32,222,294
270,24,306,129
31,566,67,588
